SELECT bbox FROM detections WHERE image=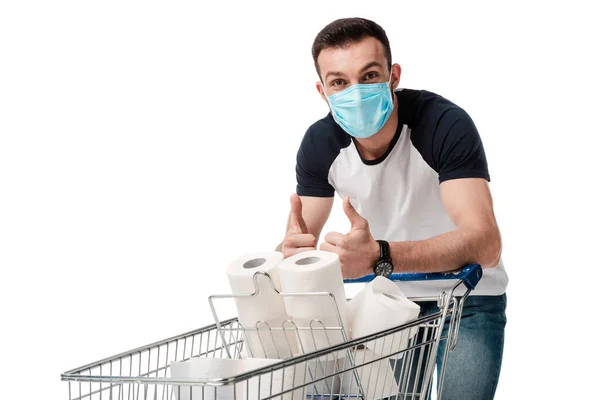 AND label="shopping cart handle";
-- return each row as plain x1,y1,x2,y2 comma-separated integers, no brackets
343,263,482,290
